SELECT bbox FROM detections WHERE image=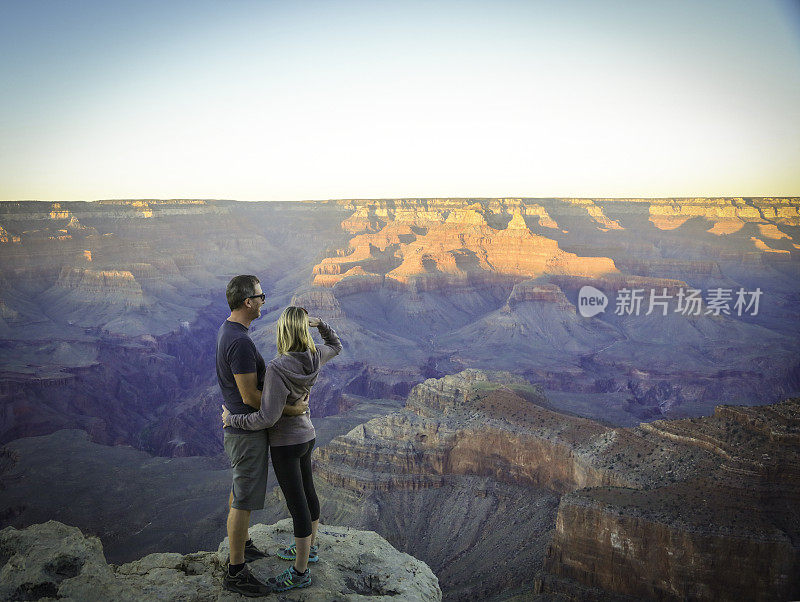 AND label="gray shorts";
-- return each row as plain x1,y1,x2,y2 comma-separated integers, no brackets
223,430,269,510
